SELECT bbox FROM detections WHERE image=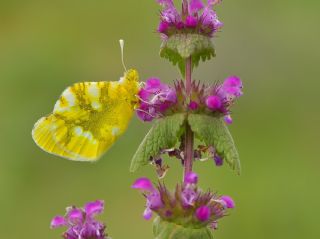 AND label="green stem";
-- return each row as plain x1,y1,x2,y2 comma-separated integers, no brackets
183,57,194,181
